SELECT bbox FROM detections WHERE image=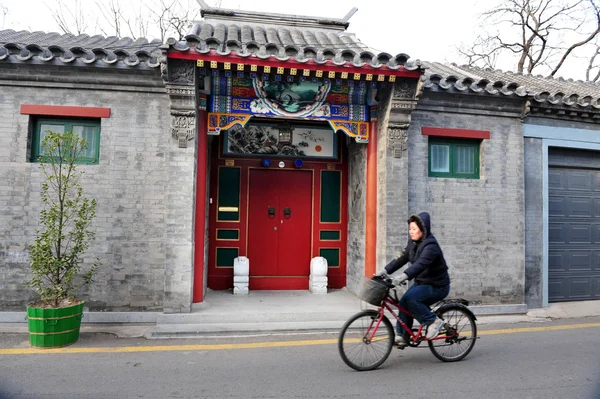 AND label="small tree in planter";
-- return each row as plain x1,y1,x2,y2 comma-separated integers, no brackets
26,130,99,348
